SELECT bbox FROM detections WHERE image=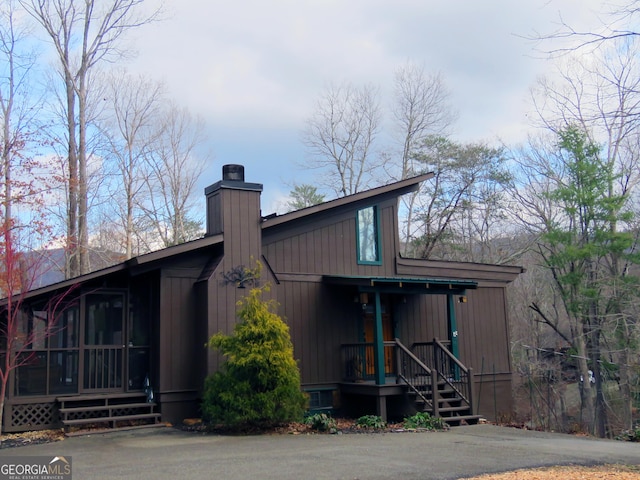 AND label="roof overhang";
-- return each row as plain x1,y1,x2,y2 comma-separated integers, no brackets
323,275,477,295
262,173,434,229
